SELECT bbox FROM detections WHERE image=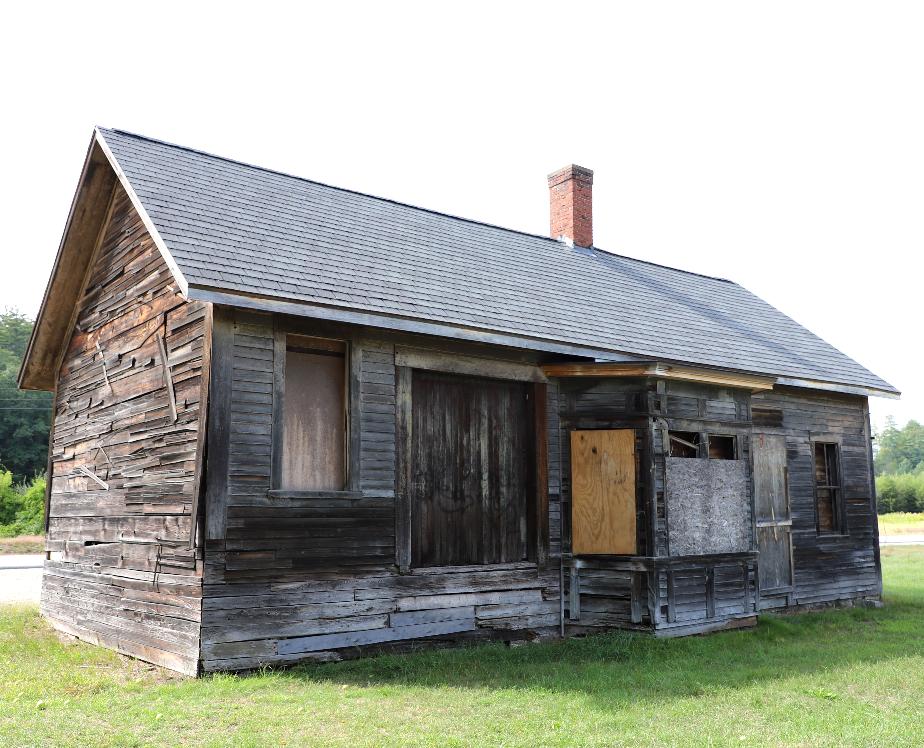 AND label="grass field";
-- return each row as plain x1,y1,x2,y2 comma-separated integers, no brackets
879,512,924,535
1,547,922,747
